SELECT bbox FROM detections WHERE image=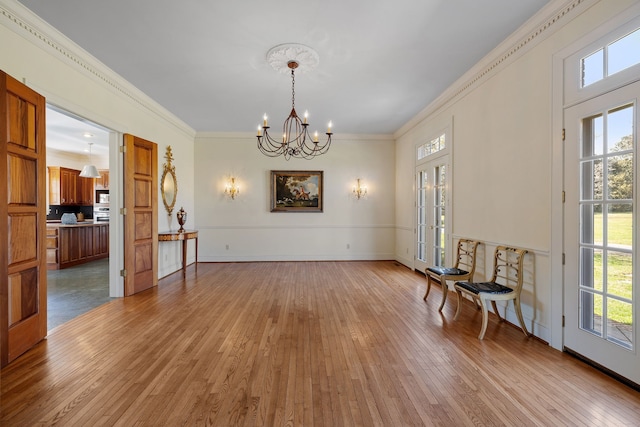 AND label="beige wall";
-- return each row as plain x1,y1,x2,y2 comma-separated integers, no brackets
394,0,638,345
194,133,395,261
